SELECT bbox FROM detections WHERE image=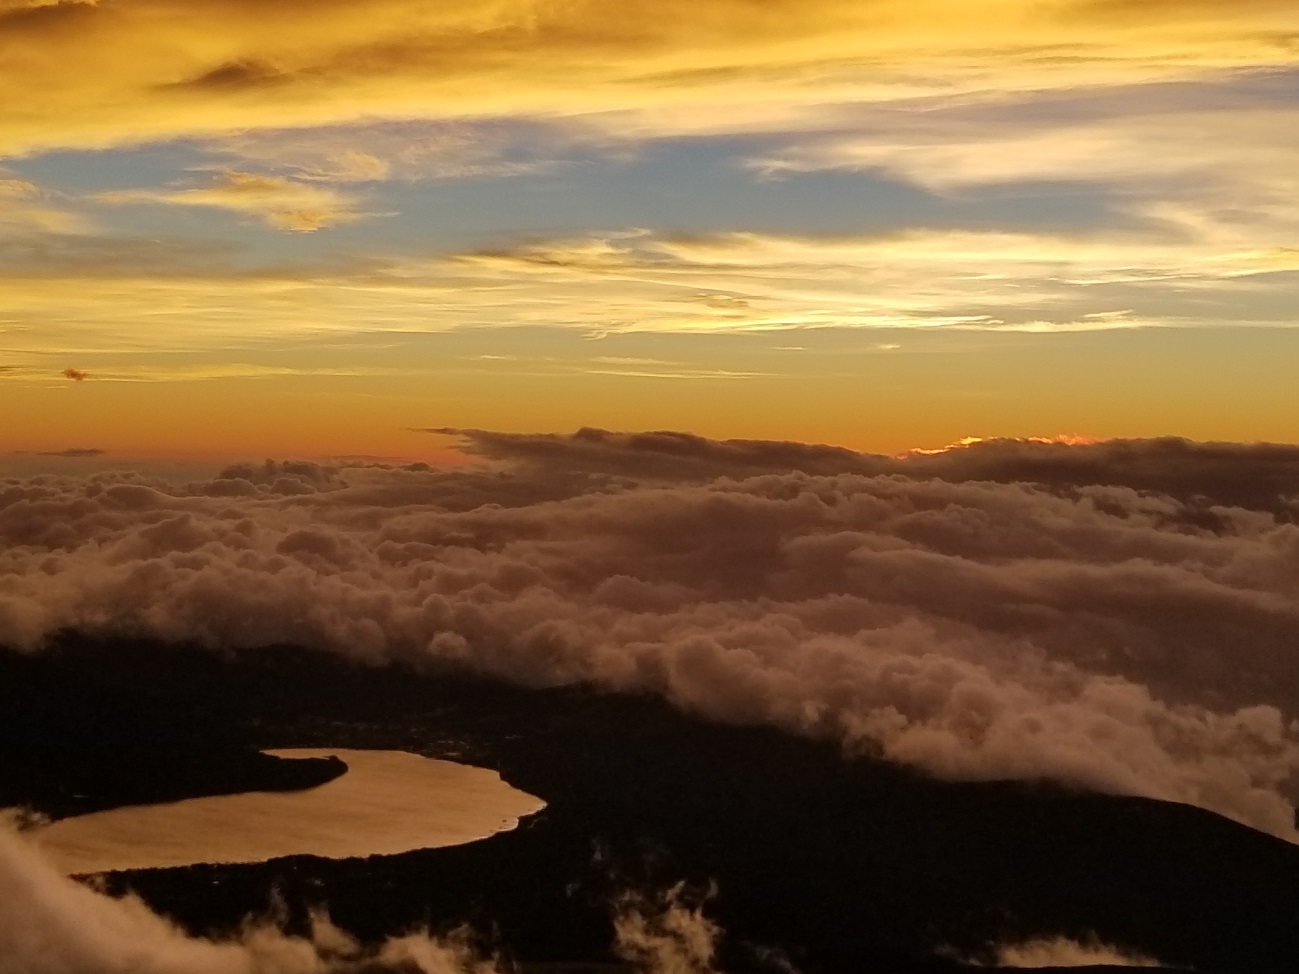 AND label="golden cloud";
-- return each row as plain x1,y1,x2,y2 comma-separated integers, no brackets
0,173,89,232
95,170,369,231
3,216,1295,387
207,122,551,183
751,100,1299,254
0,0,1296,155
452,225,1299,333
